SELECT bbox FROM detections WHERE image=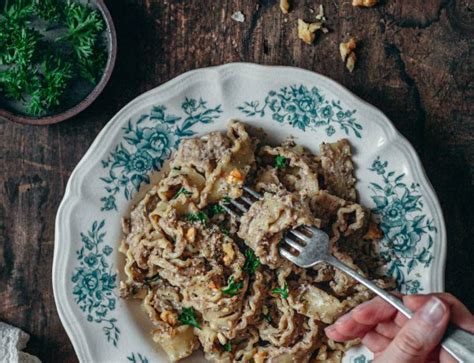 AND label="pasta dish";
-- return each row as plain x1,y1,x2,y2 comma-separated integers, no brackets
119,121,391,362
